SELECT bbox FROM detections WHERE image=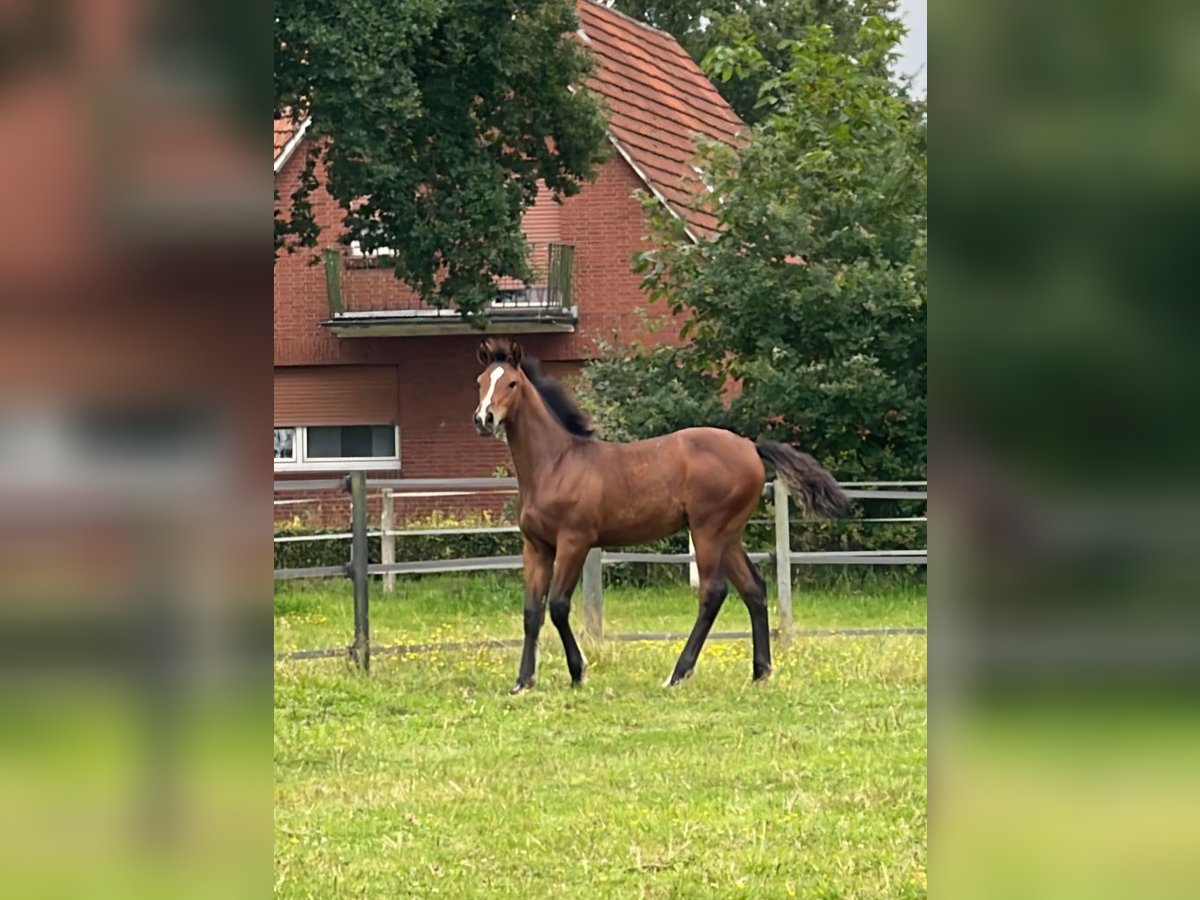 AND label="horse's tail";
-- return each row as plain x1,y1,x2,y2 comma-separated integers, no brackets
755,441,850,519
